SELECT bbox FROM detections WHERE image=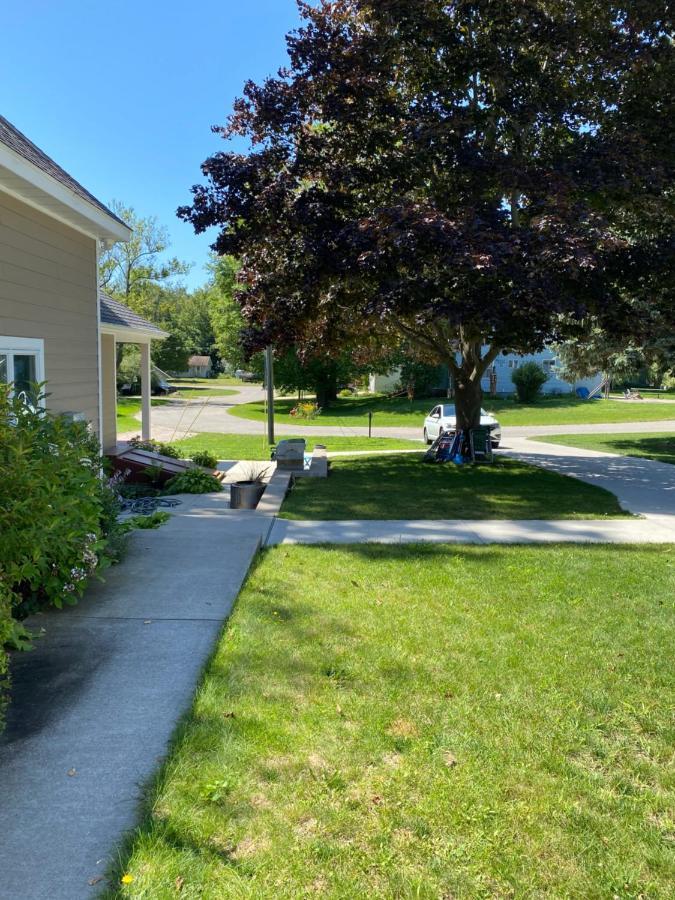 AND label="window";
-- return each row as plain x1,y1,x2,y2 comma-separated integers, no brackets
0,337,45,404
